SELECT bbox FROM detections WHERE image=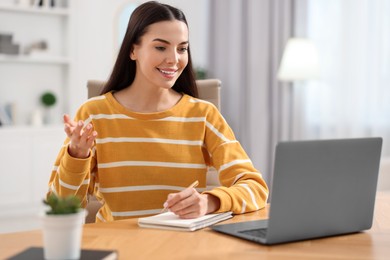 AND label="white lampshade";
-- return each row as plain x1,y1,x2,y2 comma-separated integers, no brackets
277,38,320,81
